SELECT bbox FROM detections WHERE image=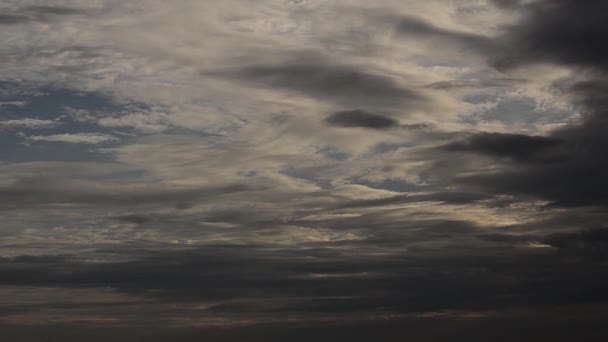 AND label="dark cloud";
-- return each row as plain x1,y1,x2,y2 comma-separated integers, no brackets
442,132,568,164
22,6,86,16
3,236,608,316
429,1,608,208
115,214,153,225
3,1,608,338
394,15,494,54
543,228,608,259
216,57,426,109
476,233,537,245
436,79,608,209
446,89,608,207
0,177,258,210
391,1,608,72
324,109,398,129
0,14,30,25
0,6,85,25
491,0,608,71
5,314,608,342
